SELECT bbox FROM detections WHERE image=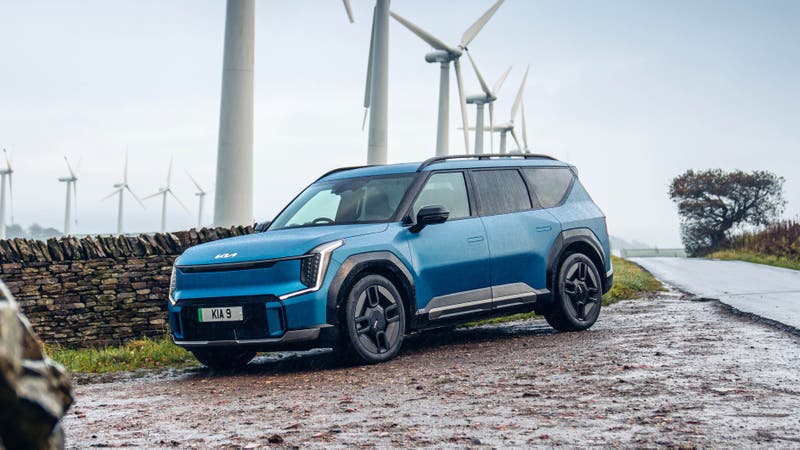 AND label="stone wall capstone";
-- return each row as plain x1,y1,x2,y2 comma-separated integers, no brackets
0,226,254,348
